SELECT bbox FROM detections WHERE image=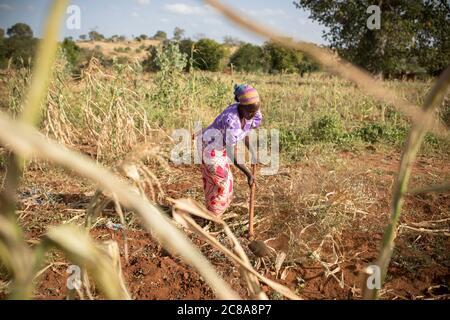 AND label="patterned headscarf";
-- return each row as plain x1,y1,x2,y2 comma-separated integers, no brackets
233,84,260,106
